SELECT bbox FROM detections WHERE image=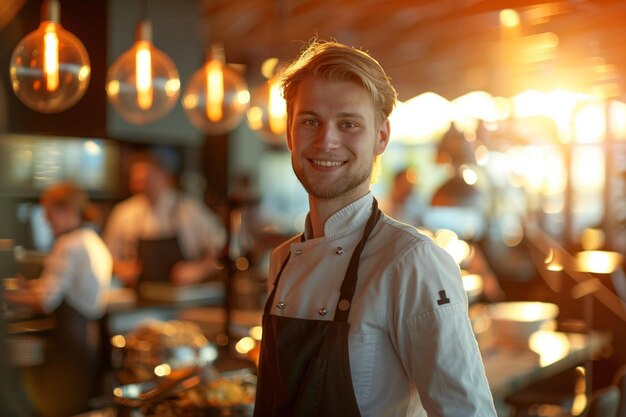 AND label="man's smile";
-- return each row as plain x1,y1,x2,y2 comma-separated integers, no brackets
310,159,346,167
